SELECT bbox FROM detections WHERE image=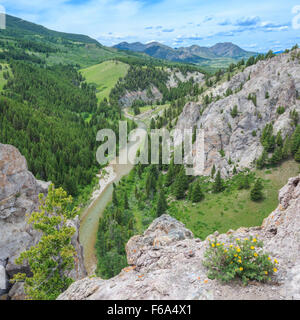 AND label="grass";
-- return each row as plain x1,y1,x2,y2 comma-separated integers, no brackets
80,60,130,102
168,160,300,240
